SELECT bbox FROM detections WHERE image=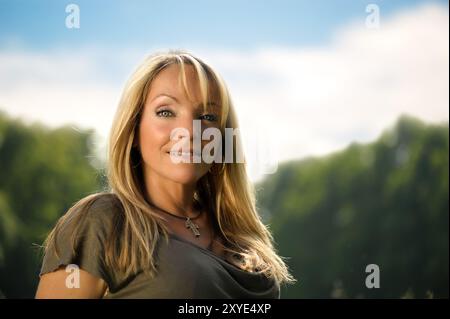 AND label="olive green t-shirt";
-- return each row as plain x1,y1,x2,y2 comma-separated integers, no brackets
39,195,280,299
